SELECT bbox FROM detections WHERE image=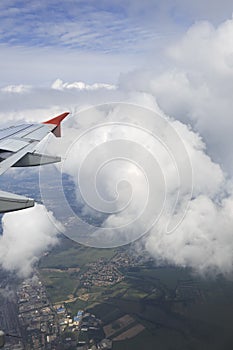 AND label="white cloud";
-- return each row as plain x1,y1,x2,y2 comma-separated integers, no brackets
0,16,233,276
0,1,232,87
1,84,31,93
146,194,233,276
0,69,232,274
51,78,116,91
36,97,228,258
119,18,233,174
0,204,62,277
